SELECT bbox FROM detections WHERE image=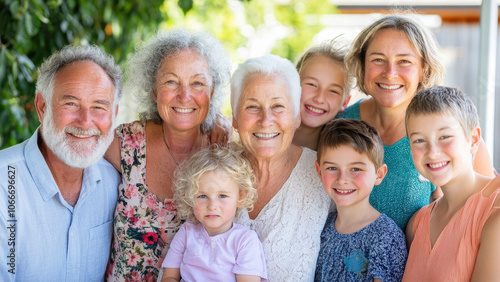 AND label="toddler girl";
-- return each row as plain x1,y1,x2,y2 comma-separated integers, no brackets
161,146,267,282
